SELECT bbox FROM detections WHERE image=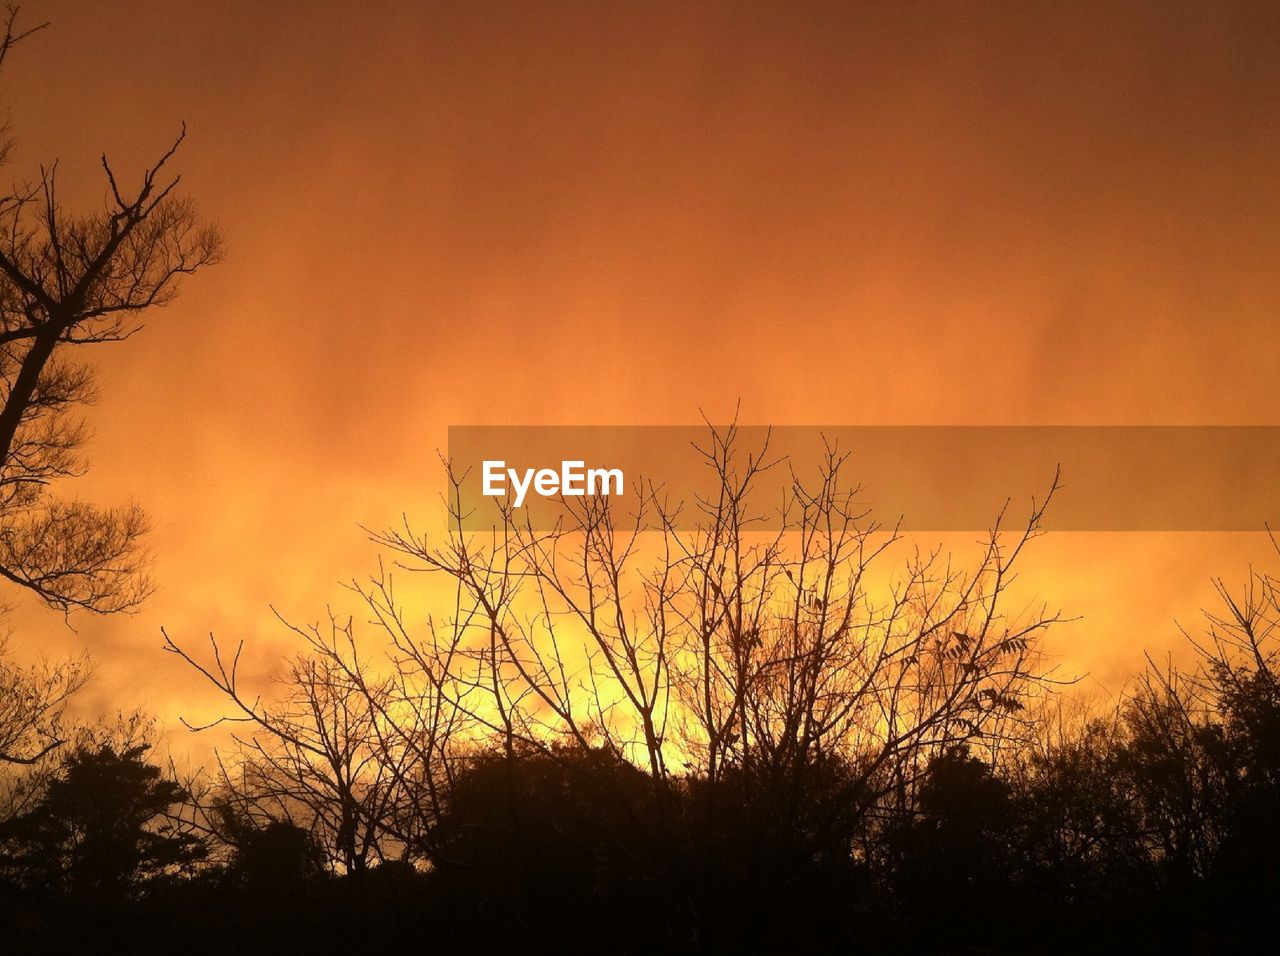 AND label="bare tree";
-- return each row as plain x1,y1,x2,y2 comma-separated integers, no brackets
376,469,675,780
162,623,402,875
168,424,1066,887
1188,543,1280,724
374,426,1066,849
0,636,89,768
0,6,221,614
644,429,1066,858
